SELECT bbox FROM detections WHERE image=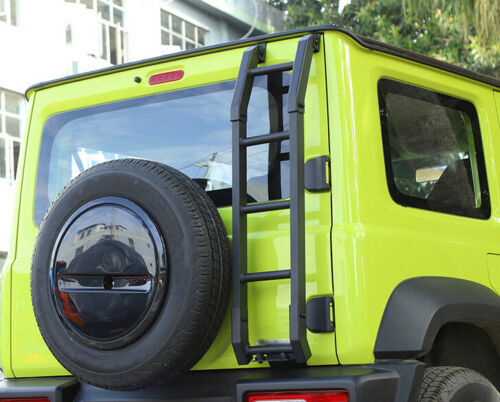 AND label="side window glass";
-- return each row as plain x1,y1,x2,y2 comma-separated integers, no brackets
378,79,490,219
